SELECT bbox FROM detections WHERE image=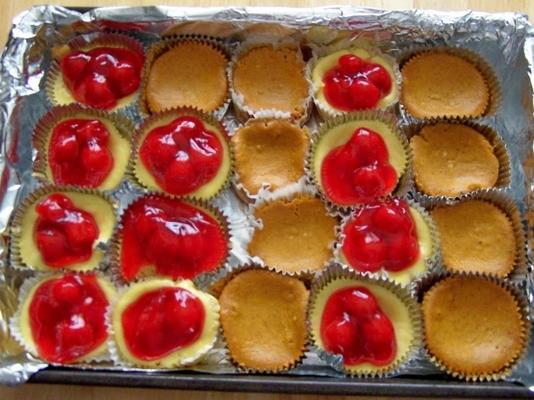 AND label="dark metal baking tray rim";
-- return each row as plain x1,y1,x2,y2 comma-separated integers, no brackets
29,367,532,398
